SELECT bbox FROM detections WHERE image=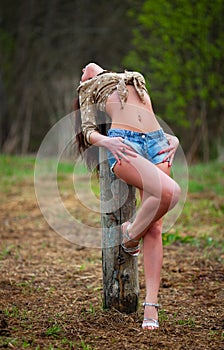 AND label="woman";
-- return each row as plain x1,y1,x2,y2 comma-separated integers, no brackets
75,62,181,330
